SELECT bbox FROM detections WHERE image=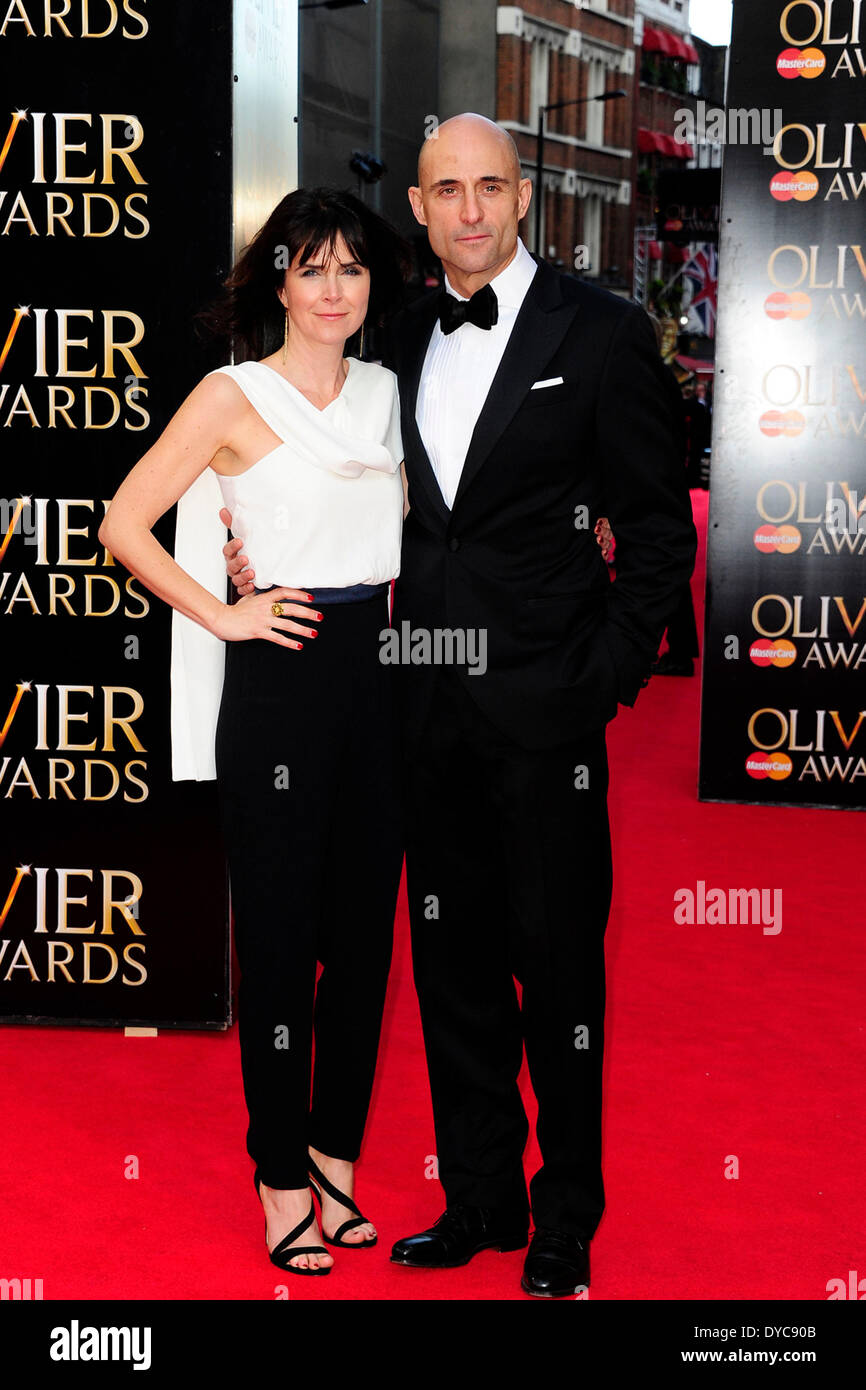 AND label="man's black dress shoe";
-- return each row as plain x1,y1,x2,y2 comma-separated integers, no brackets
521,1227,590,1298
390,1204,529,1268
